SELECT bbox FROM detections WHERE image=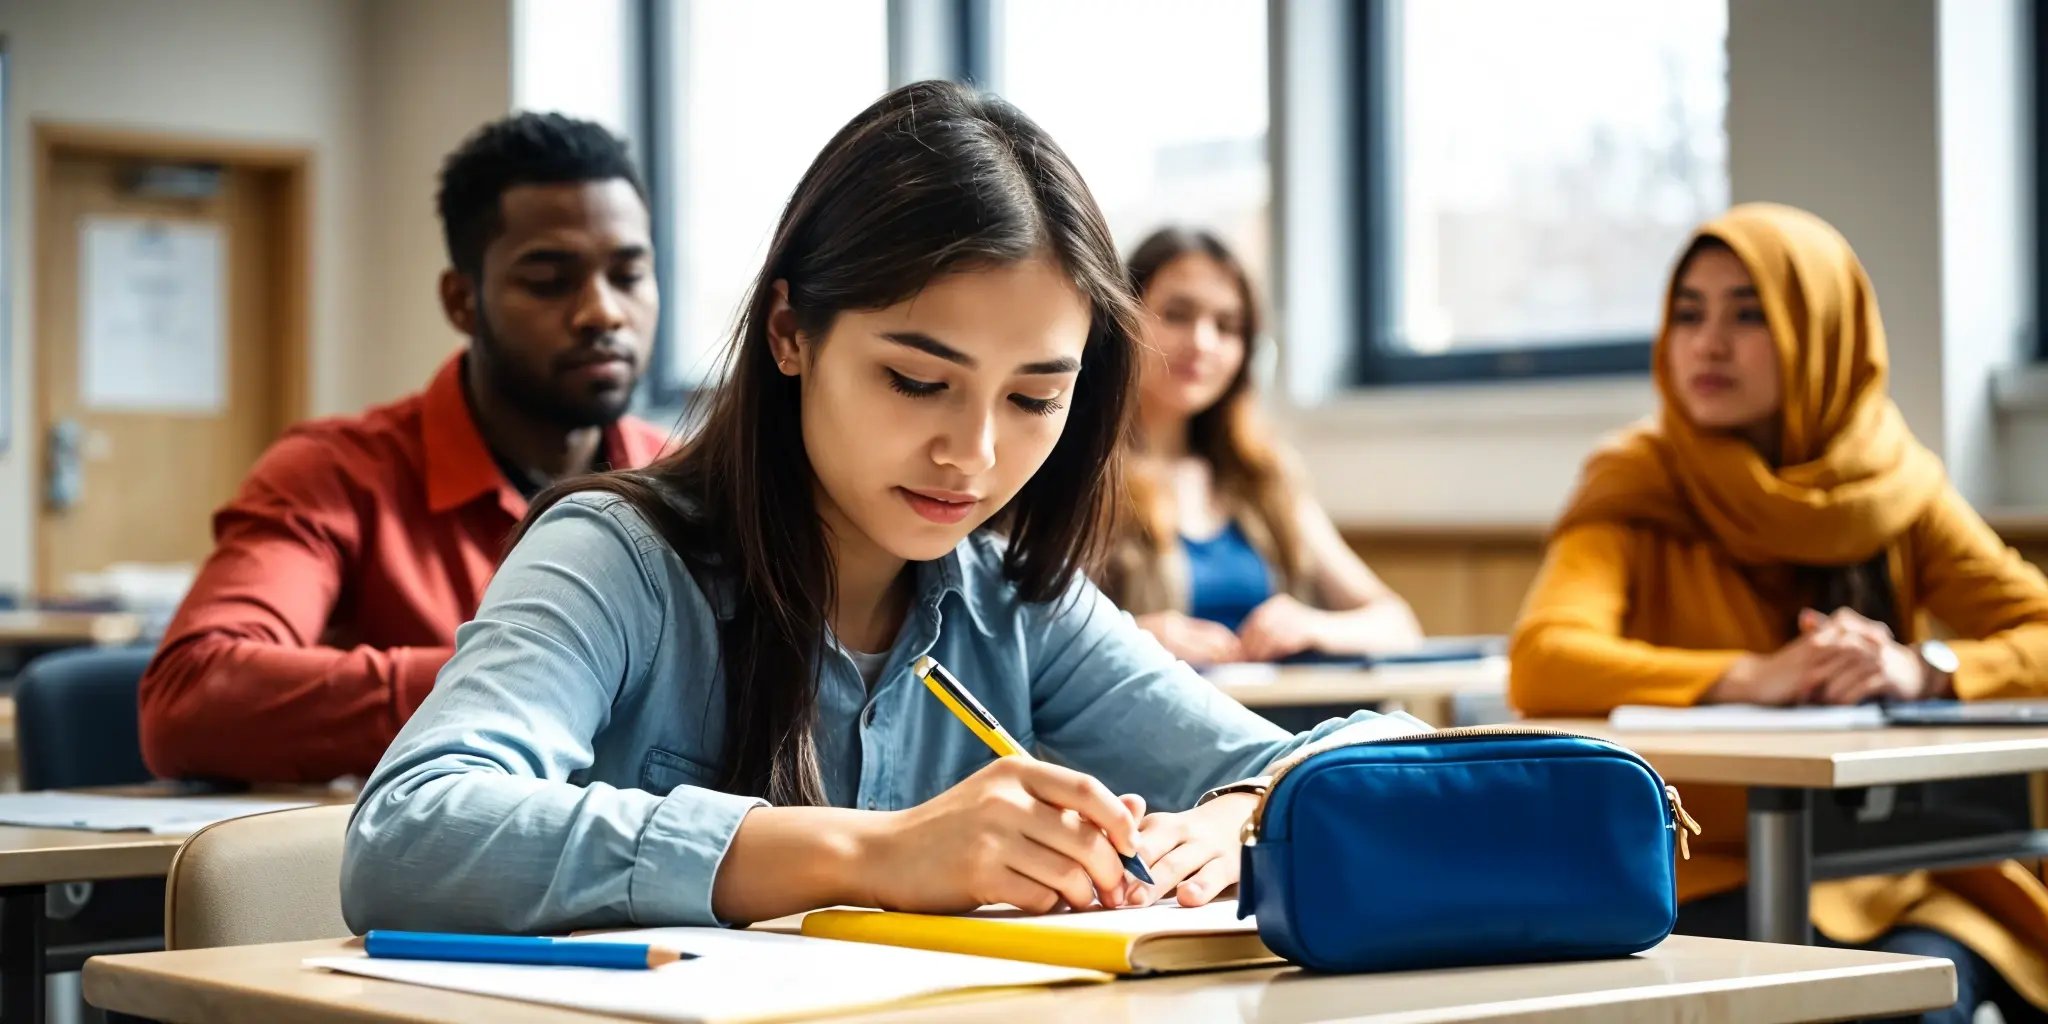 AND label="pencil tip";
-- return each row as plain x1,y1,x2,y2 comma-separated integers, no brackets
1125,856,1154,886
